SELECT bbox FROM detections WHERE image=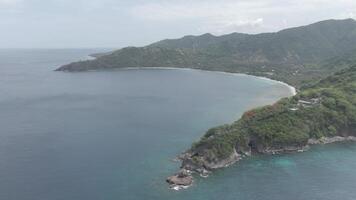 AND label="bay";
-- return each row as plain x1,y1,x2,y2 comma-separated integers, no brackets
0,49,353,200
